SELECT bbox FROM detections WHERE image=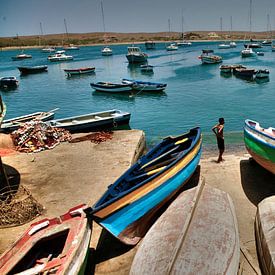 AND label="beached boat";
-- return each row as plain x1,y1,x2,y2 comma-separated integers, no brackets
234,67,255,79
244,119,275,174
1,110,56,133
254,69,269,79
122,79,167,92
166,43,178,51
255,195,275,275
241,46,256,57
101,46,113,56
126,46,148,63
0,204,92,275
145,41,156,50
140,64,154,73
199,49,222,64
130,181,240,275
0,76,19,90
64,67,95,77
48,51,73,62
49,109,131,133
85,127,202,245
18,65,48,75
11,53,32,61
90,82,133,93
